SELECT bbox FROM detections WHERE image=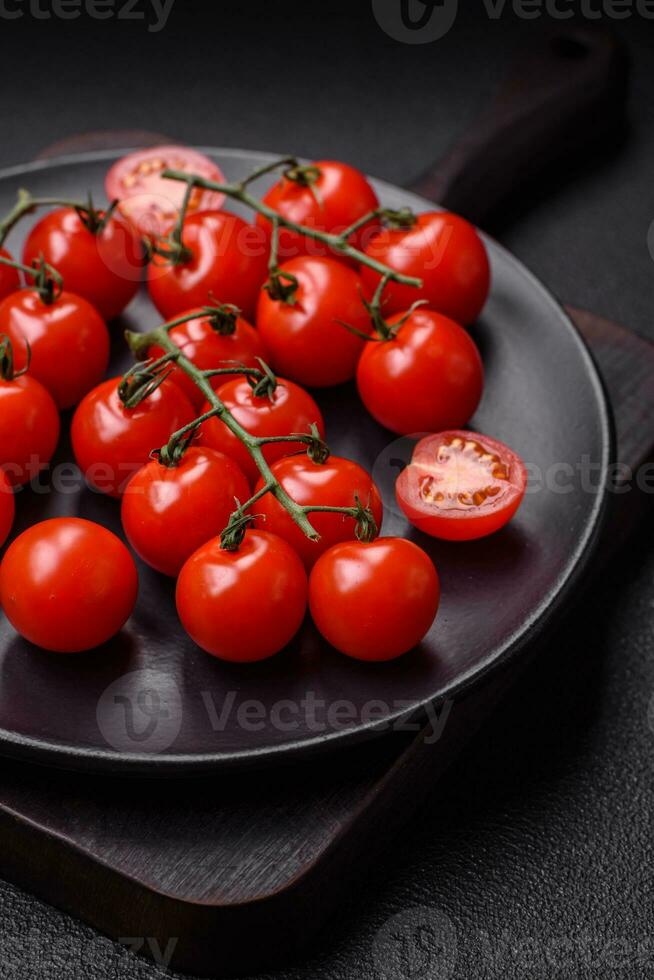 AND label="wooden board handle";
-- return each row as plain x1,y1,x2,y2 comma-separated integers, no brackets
408,27,628,225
